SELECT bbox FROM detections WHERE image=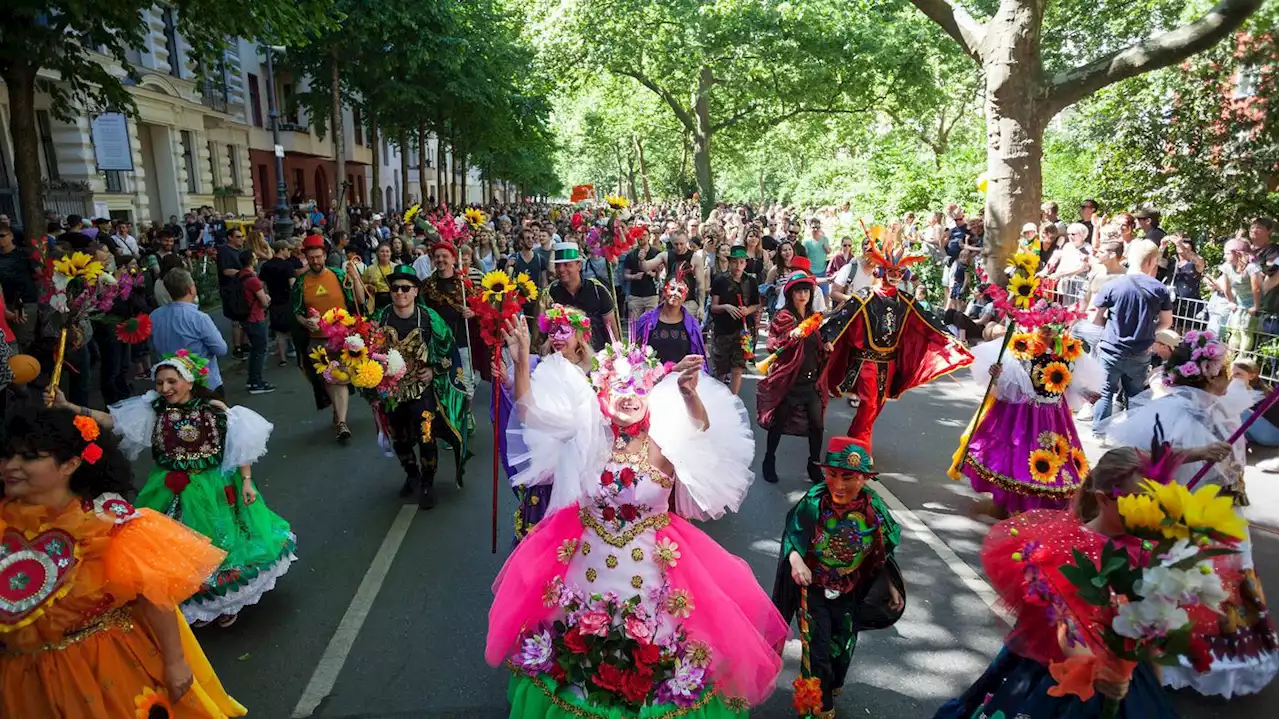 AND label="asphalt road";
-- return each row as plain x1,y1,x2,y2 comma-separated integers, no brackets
134,354,1278,719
